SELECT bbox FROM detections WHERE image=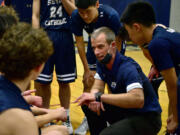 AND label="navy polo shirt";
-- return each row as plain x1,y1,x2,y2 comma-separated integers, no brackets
95,52,162,113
